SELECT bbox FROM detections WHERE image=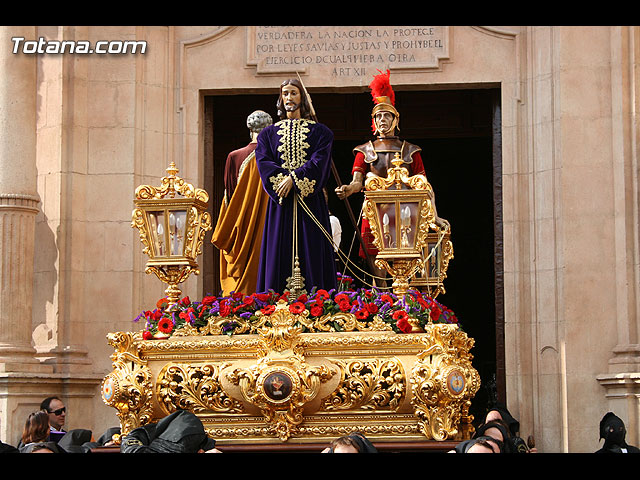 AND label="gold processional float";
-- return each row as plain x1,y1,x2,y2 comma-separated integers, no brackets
101,159,480,447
